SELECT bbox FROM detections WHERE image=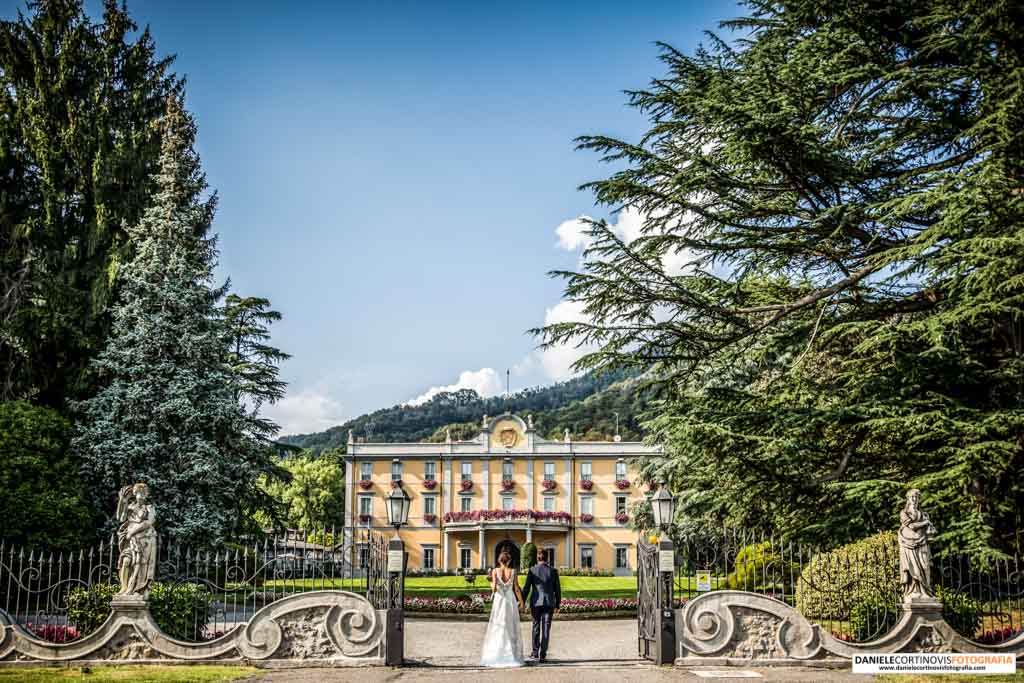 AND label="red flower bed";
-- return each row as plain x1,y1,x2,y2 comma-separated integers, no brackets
27,623,79,643
358,480,373,490
501,479,514,492
976,627,1022,645
579,479,594,491
423,479,437,490
460,479,473,492
443,509,571,524
614,479,631,490
542,479,557,491
579,513,594,523
615,512,629,524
